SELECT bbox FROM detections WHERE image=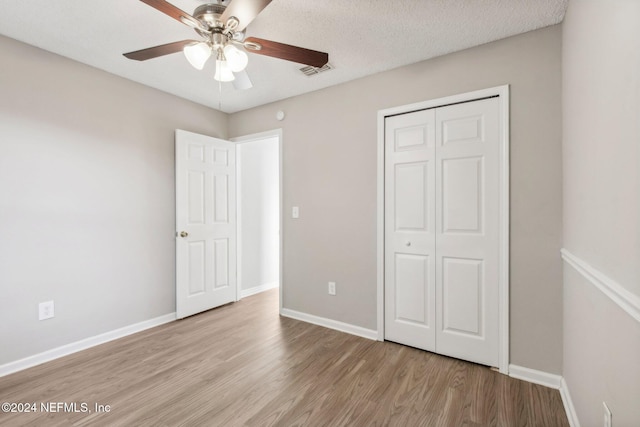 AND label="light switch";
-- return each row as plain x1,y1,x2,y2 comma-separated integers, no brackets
292,206,299,219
